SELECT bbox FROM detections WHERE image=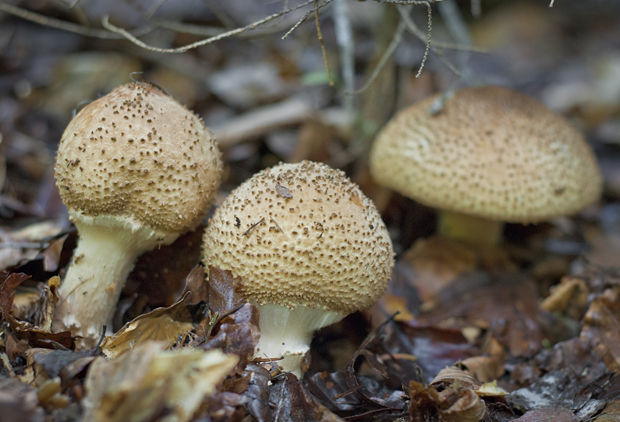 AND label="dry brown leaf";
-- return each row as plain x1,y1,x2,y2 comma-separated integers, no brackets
207,265,245,315
541,277,588,314
580,293,620,372
460,337,507,382
439,387,487,422
100,294,194,359
430,366,483,390
179,265,208,306
0,272,31,316
381,293,415,321
403,236,478,305
83,341,238,422
476,380,508,397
